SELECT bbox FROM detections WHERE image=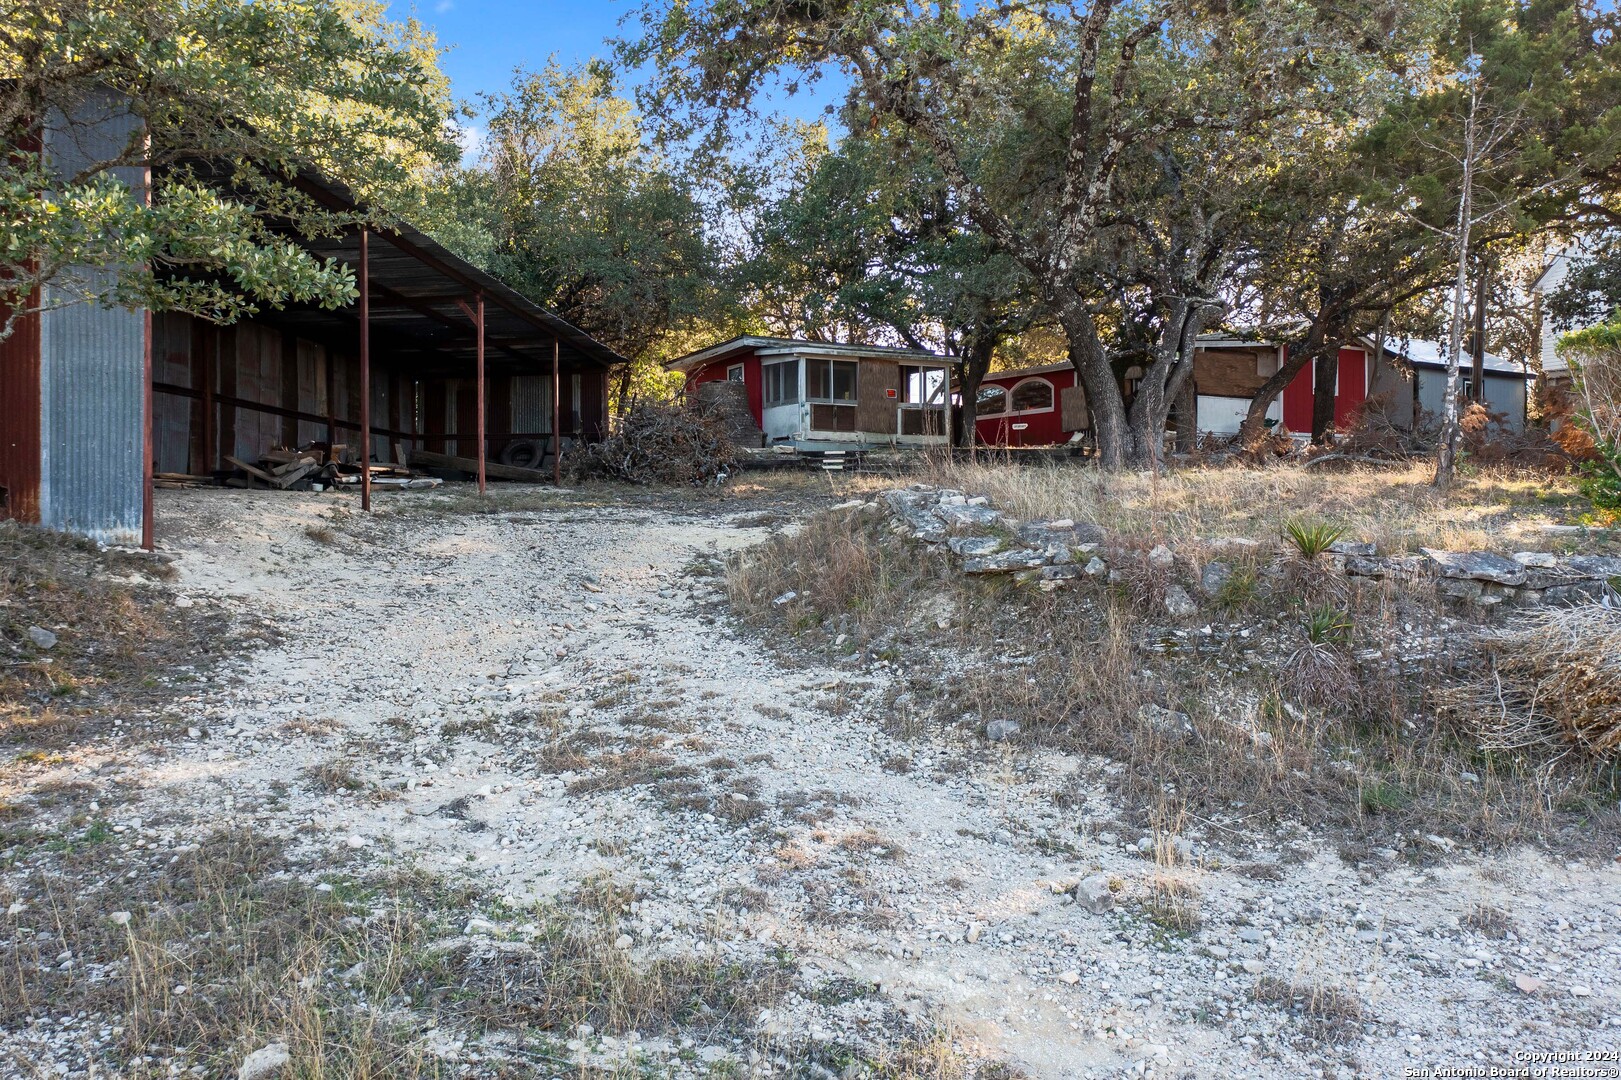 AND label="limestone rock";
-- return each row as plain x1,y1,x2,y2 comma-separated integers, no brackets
985,719,1021,742
1199,561,1233,598
963,549,1050,575
948,535,1004,558
26,626,56,650
1164,584,1197,617
1421,549,1527,587
238,1043,291,1080
1073,875,1114,914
